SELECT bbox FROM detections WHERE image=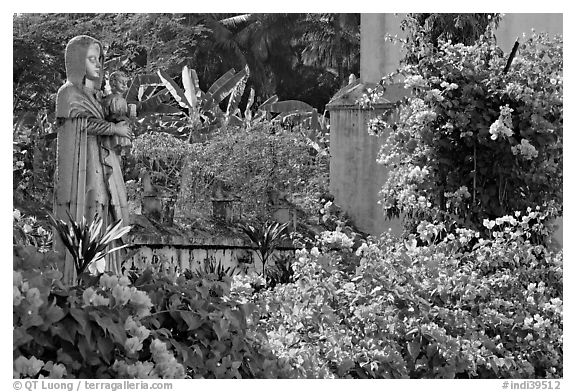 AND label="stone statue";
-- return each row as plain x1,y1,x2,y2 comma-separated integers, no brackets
53,35,132,284
103,71,135,155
